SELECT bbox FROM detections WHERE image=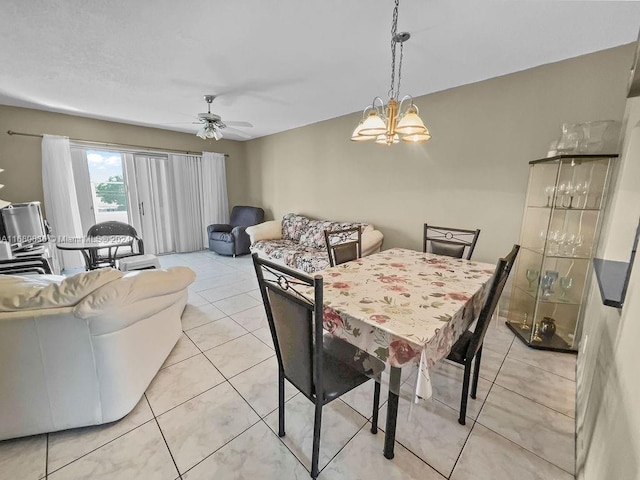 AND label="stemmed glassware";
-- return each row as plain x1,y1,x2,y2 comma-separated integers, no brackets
544,186,555,208
557,182,574,208
525,269,539,291
574,181,590,208
559,276,574,300
547,231,564,255
541,270,559,298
